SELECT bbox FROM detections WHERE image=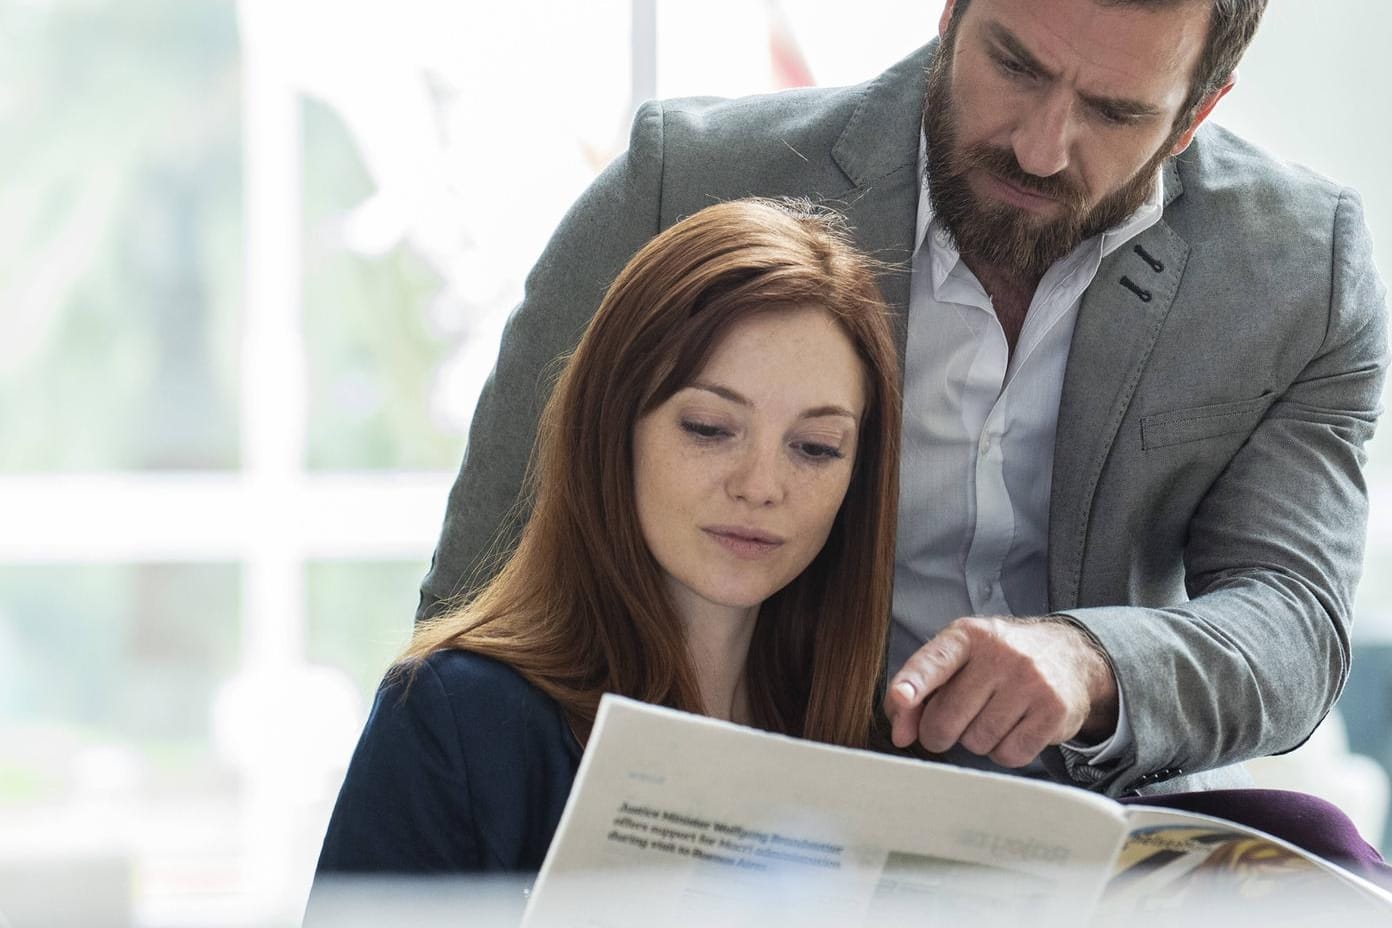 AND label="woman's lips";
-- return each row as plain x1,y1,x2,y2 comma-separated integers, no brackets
703,526,785,558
